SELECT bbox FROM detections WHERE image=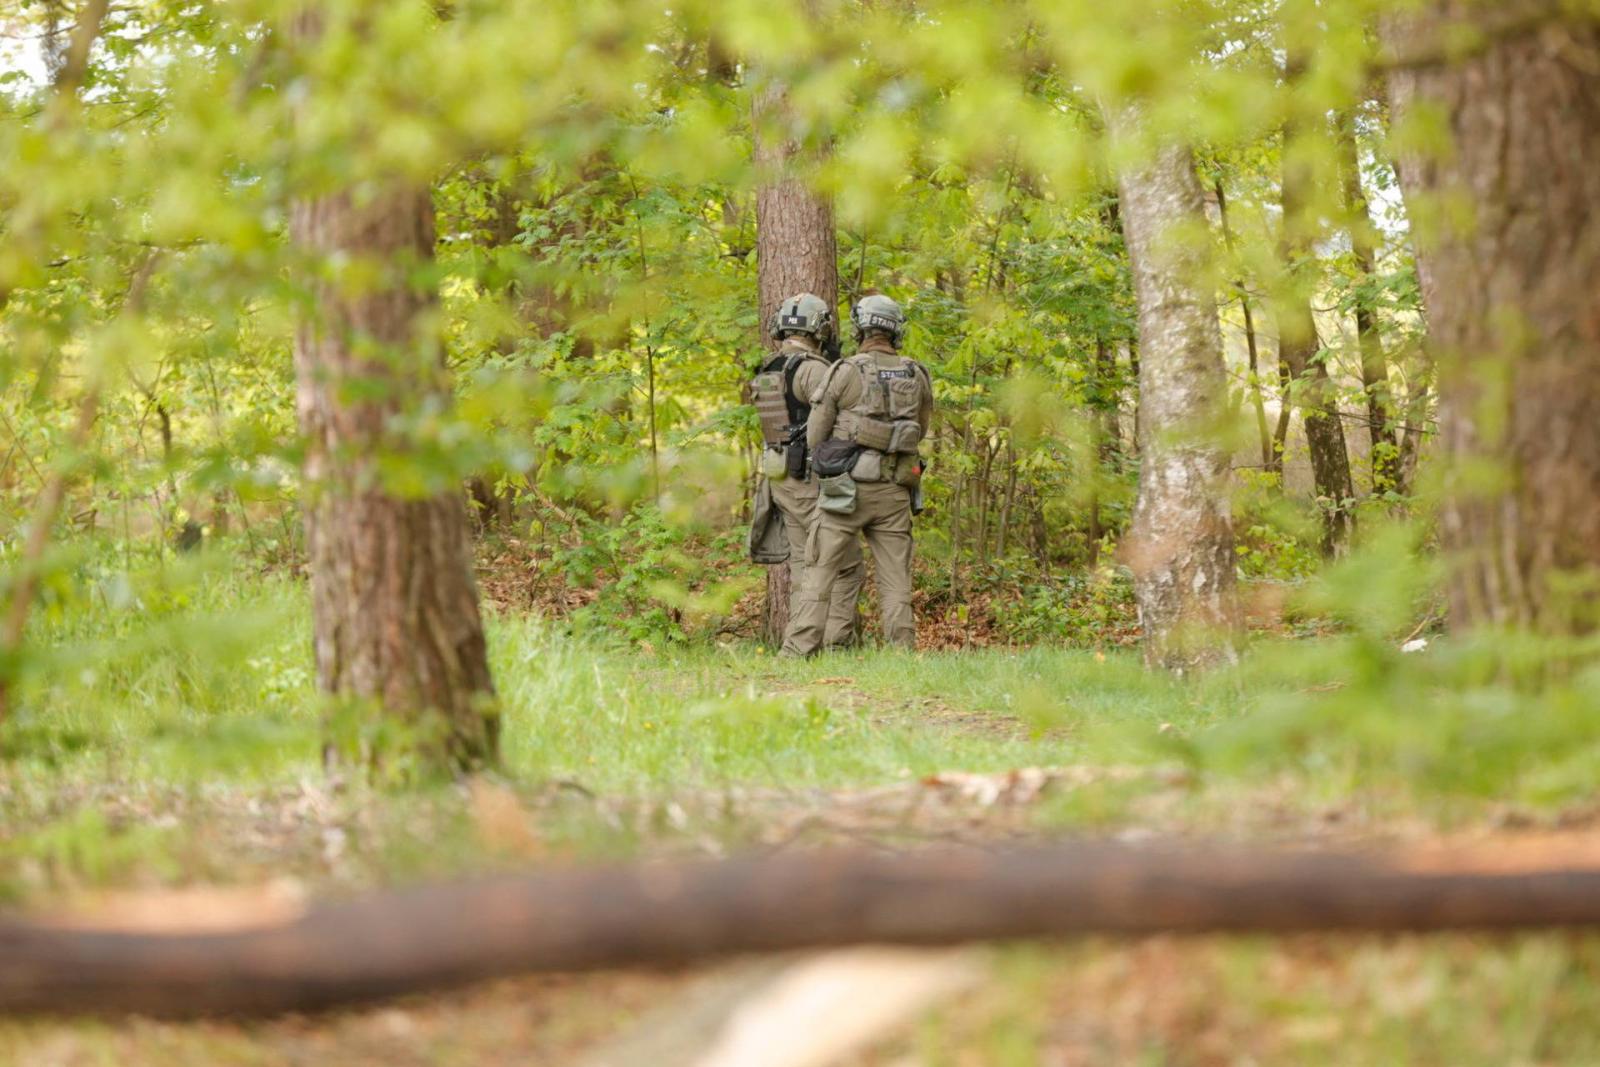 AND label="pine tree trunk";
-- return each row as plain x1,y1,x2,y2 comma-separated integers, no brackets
1387,6,1600,634
753,82,840,644
292,185,498,771
1109,106,1241,672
